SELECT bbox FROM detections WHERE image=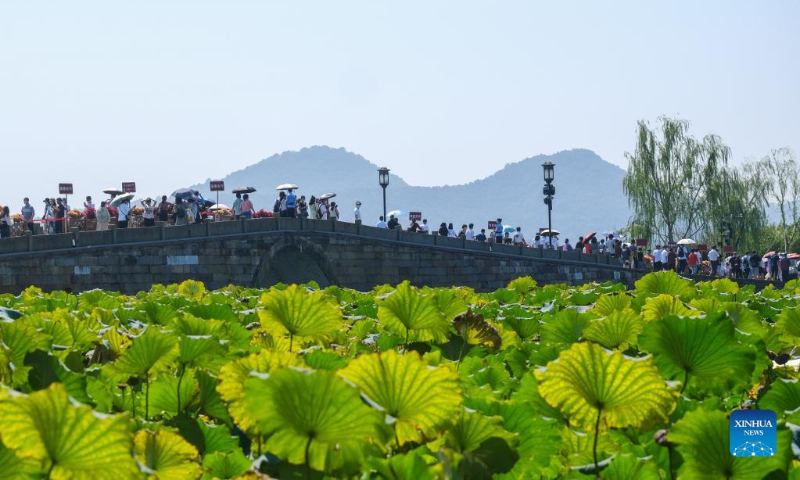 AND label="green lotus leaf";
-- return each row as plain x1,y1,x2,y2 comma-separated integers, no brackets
202,450,251,479
708,277,740,295
149,368,197,417
0,320,49,386
638,314,756,392
592,293,632,316
635,271,696,300
177,280,206,299
495,403,562,478
583,309,644,350
141,301,178,325
499,306,541,340
453,310,501,350
114,328,178,376
198,420,239,455
134,429,202,479
510,371,564,421
243,368,382,473
177,335,225,371
507,276,536,295
339,350,461,445
724,303,765,338
445,409,509,453
688,297,722,314
641,294,699,321
302,349,349,370
540,308,592,346
669,409,790,479
536,342,676,431
258,284,343,350
760,379,800,415
185,303,237,322
367,451,441,480
599,452,659,480
377,281,449,343
0,434,40,479
0,382,138,479
217,350,299,434
172,314,225,337
428,288,469,321
775,306,800,344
